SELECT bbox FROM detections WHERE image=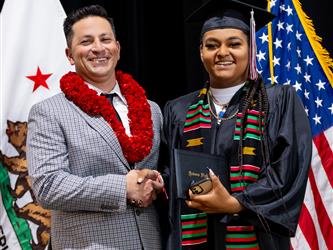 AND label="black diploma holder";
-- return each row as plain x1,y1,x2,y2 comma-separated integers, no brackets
173,148,229,199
